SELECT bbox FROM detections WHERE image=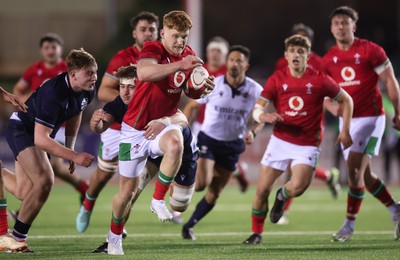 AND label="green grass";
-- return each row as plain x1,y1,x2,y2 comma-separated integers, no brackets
3,183,400,259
